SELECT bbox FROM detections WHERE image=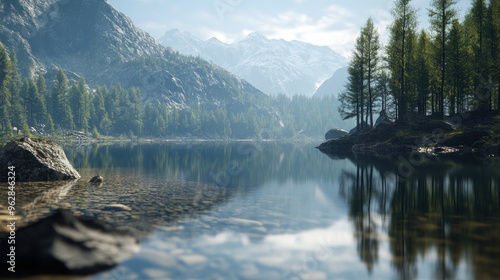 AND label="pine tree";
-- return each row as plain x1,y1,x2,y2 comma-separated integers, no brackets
51,69,74,130
446,19,468,114
69,78,89,131
89,88,106,132
0,44,12,133
8,52,29,135
470,0,490,110
415,30,431,114
387,0,418,120
129,87,143,136
429,0,457,116
487,0,500,111
362,18,381,127
35,75,52,129
339,59,365,130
